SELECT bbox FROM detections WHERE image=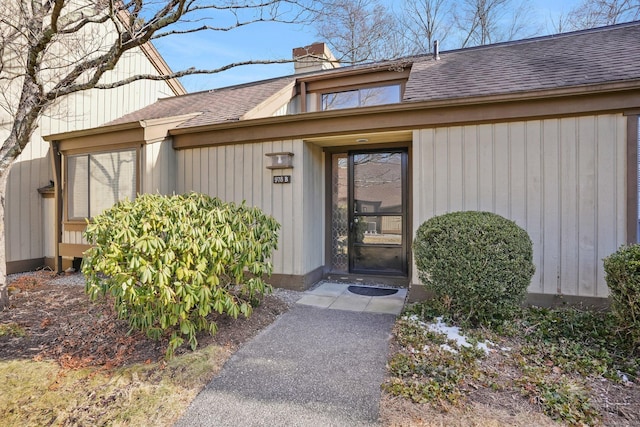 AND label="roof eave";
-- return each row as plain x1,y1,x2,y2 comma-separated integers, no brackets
44,112,201,142
170,79,640,137
295,59,414,83
44,121,143,141
170,81,640,150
